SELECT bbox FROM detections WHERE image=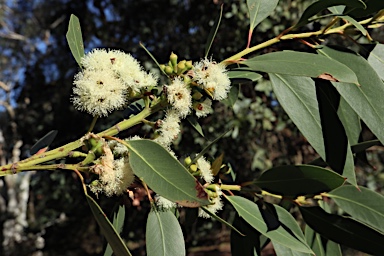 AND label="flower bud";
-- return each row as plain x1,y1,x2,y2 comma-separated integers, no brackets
184,156,192,165
159,64,166,72
164,65,174,75
192,91,203,100
185,60,193,69
189,164,198,173
170,52,178,68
